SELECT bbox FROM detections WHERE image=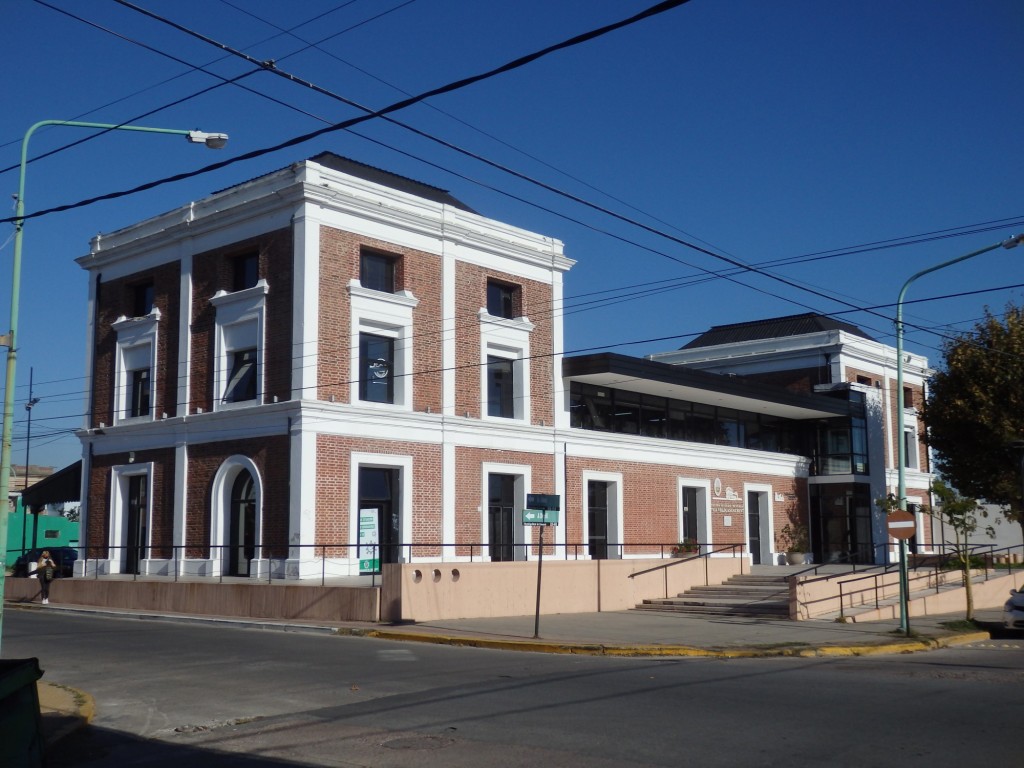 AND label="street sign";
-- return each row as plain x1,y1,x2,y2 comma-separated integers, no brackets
526,493,560,511
887,510,917,540
522,508,559,526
